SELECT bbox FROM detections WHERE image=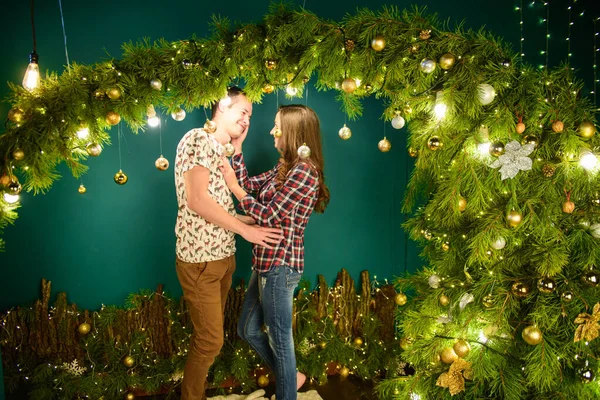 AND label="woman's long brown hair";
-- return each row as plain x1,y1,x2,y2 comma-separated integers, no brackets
274,105,330,213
